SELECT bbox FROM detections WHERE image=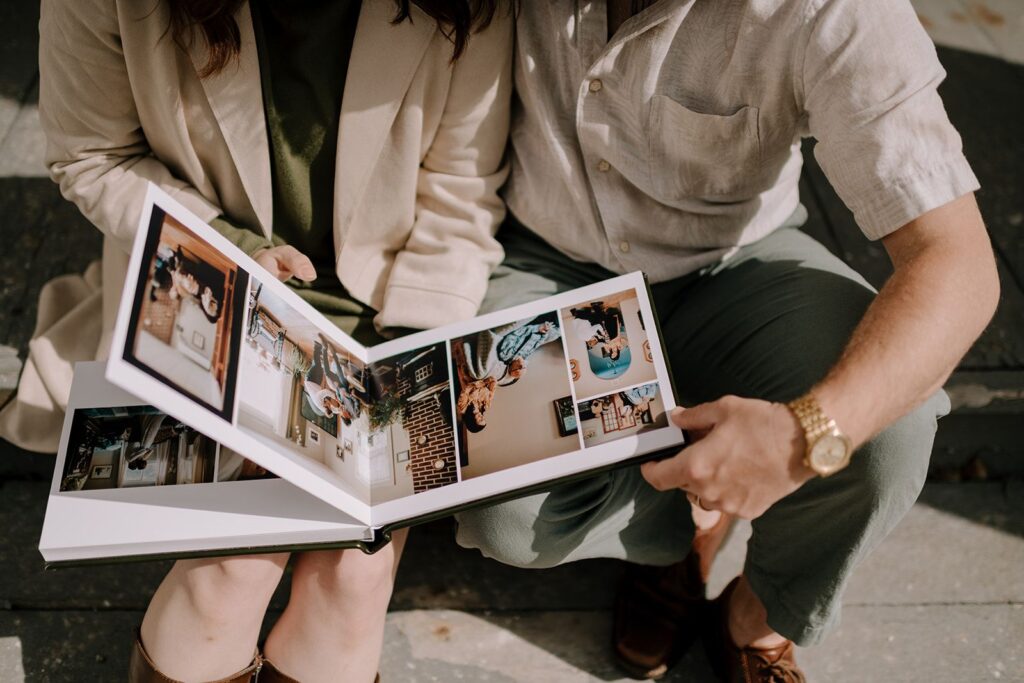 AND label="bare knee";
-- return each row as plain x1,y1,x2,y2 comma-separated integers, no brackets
292,544,399,606
179,553,288,624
